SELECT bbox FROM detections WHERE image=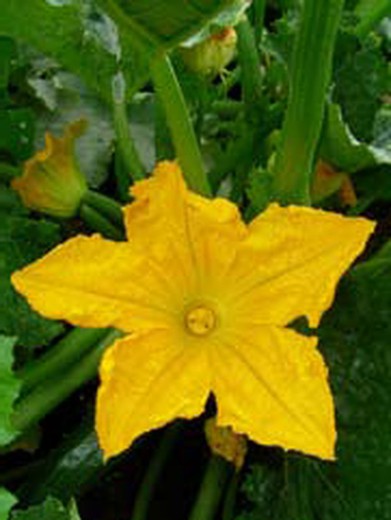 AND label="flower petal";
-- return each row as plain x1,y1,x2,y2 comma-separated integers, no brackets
96,330,211,458
211,325,336,459
11,234,176,332
124,161,247,297
230,204,375,328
